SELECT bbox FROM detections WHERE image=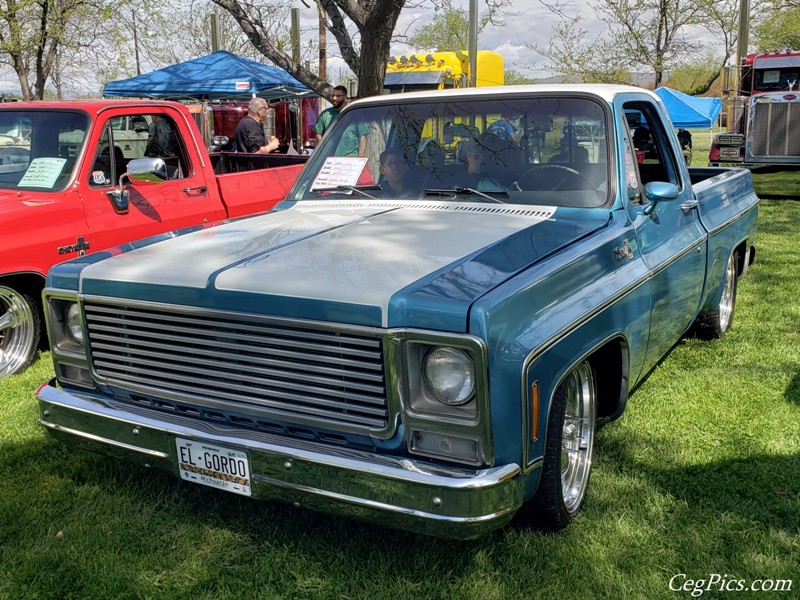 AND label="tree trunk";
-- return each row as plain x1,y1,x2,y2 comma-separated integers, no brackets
213,0,405,101
354,1,403,98
13,55,33,101
356,26,392,98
